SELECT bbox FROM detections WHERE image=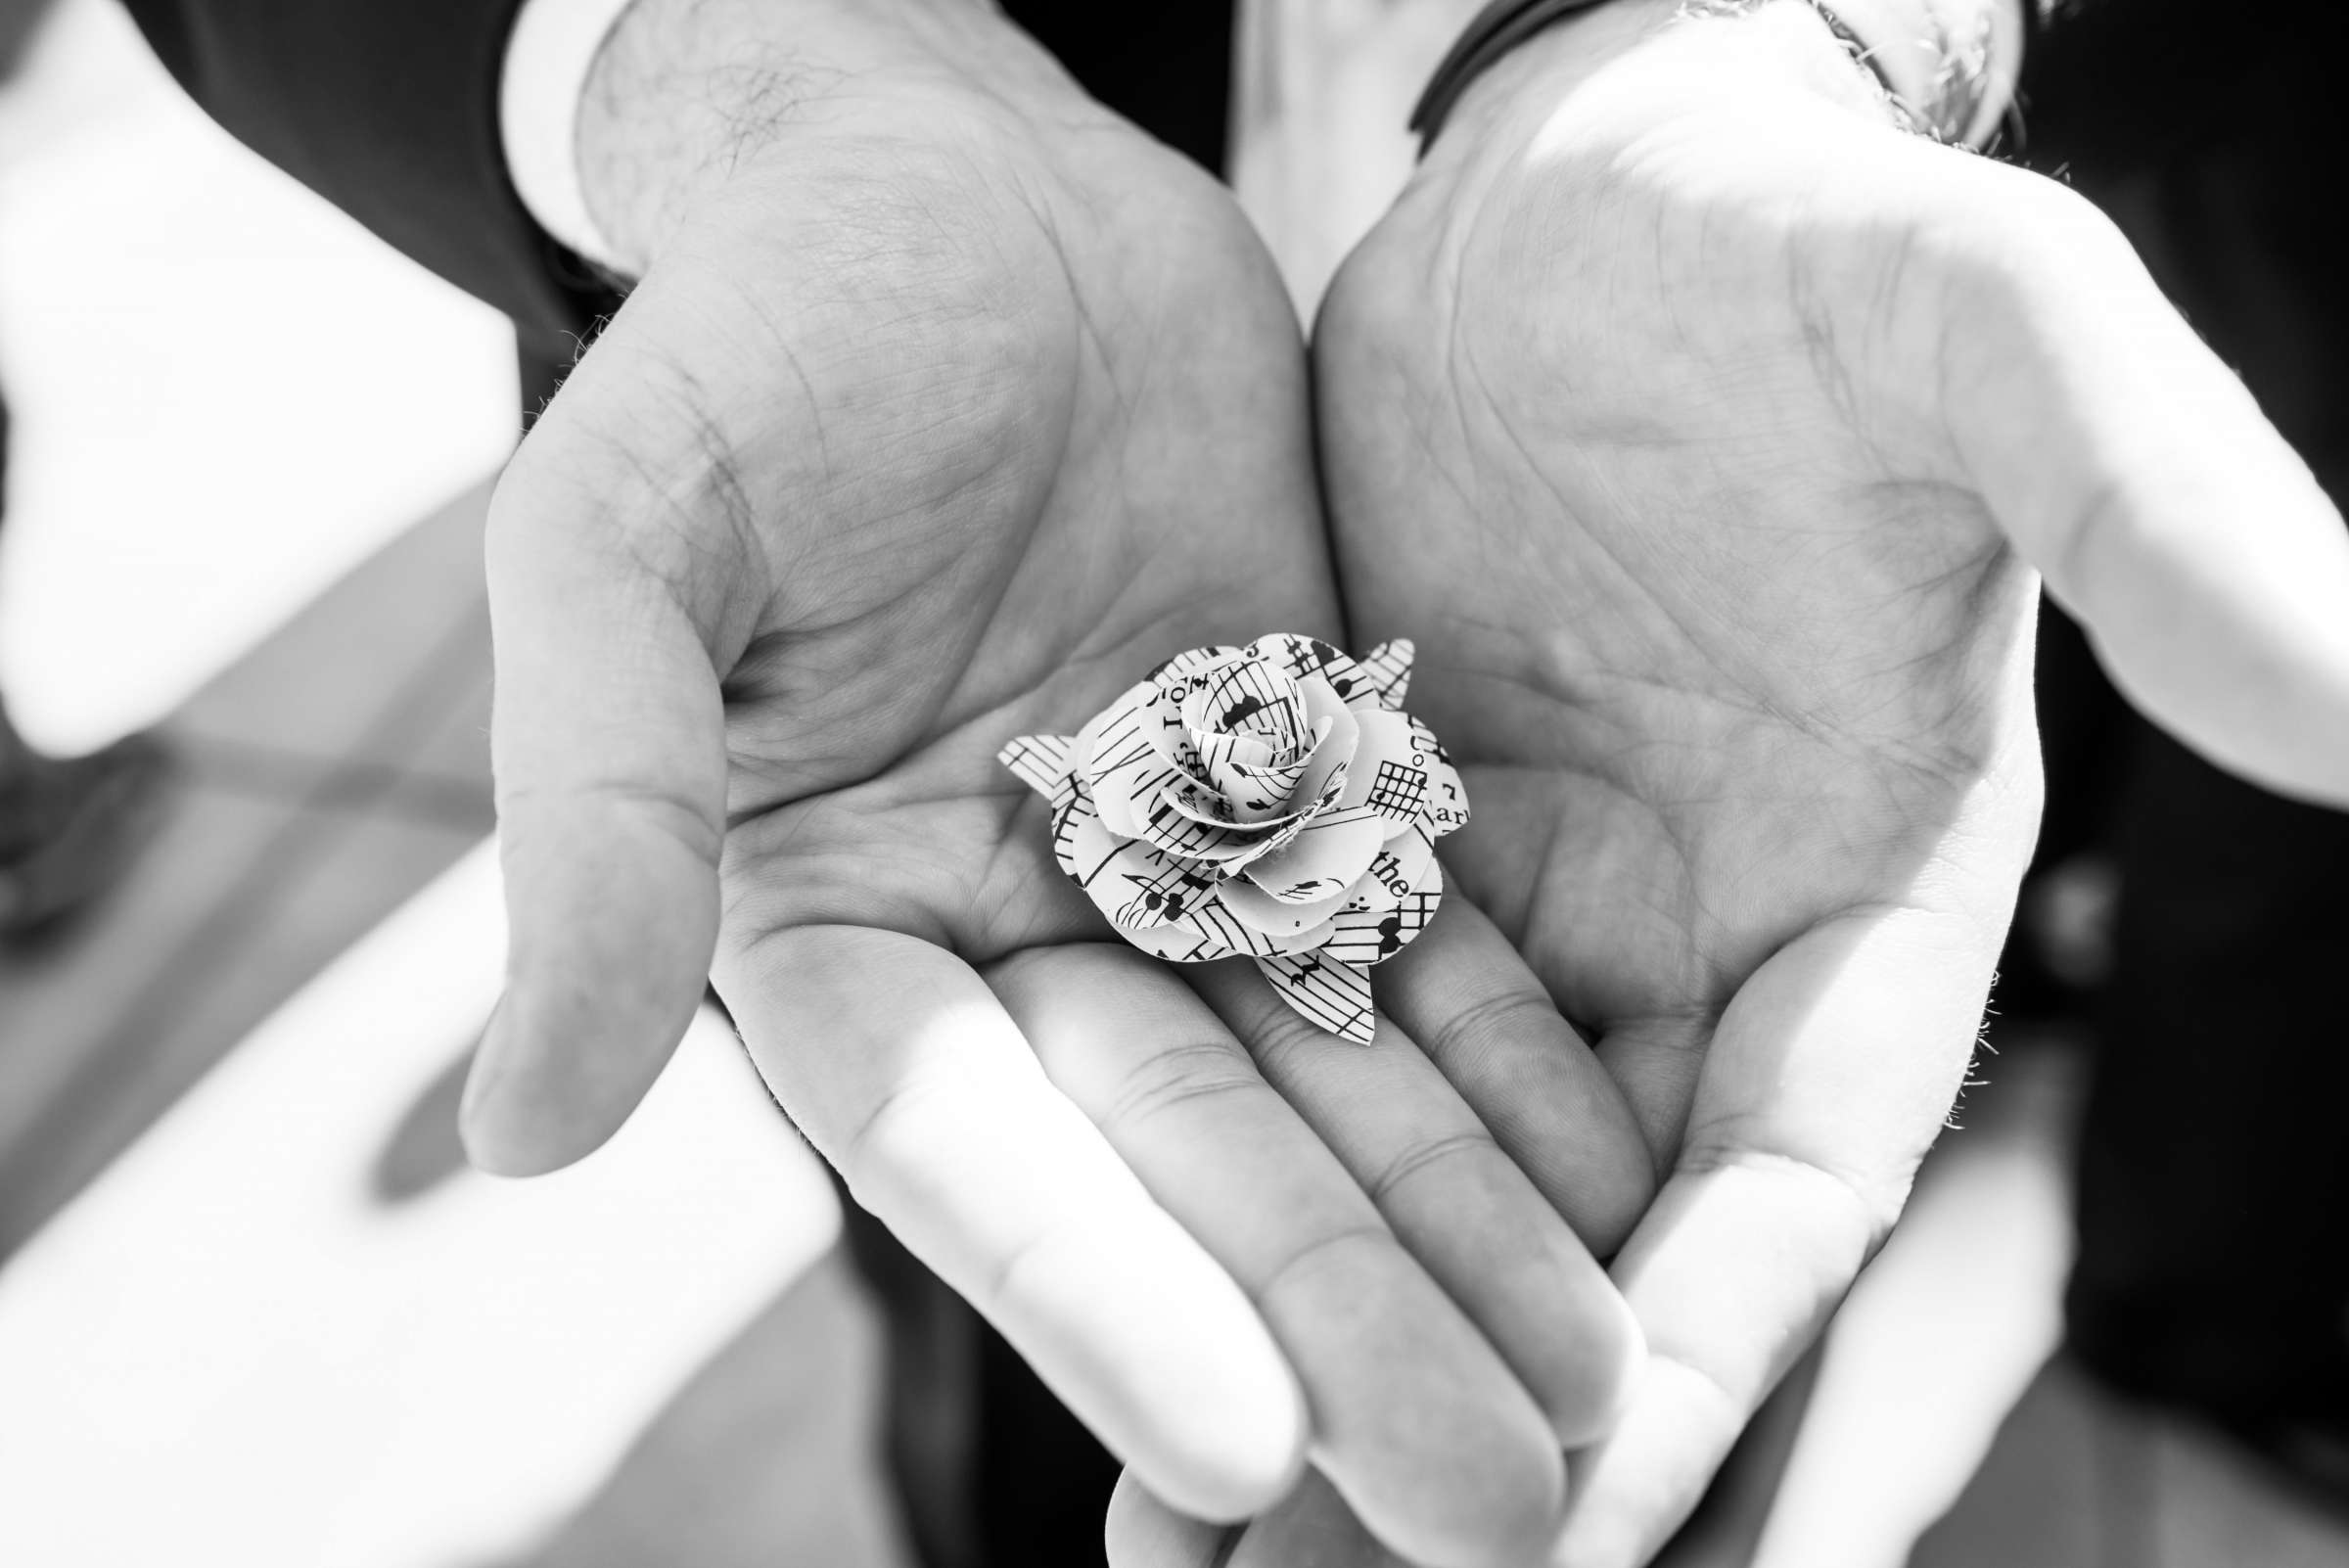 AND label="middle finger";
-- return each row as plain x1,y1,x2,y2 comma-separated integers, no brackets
992,943,1566,1568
